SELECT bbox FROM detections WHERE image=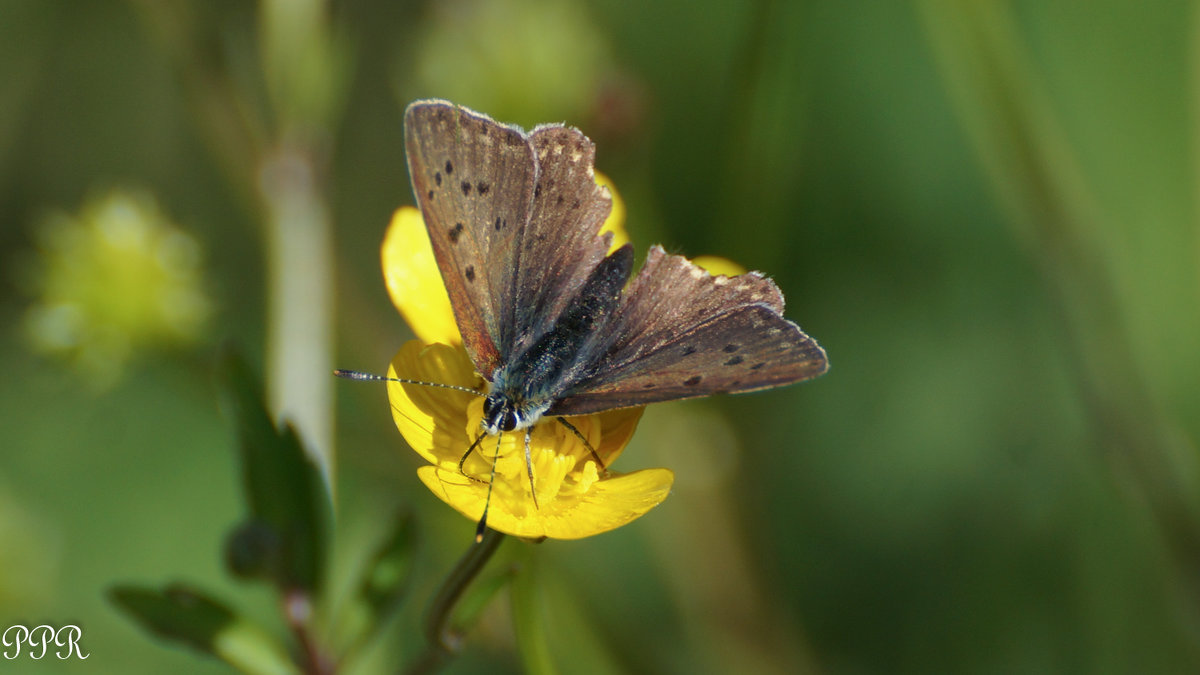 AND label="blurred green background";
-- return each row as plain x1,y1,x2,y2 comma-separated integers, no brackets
3,0,1200,673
